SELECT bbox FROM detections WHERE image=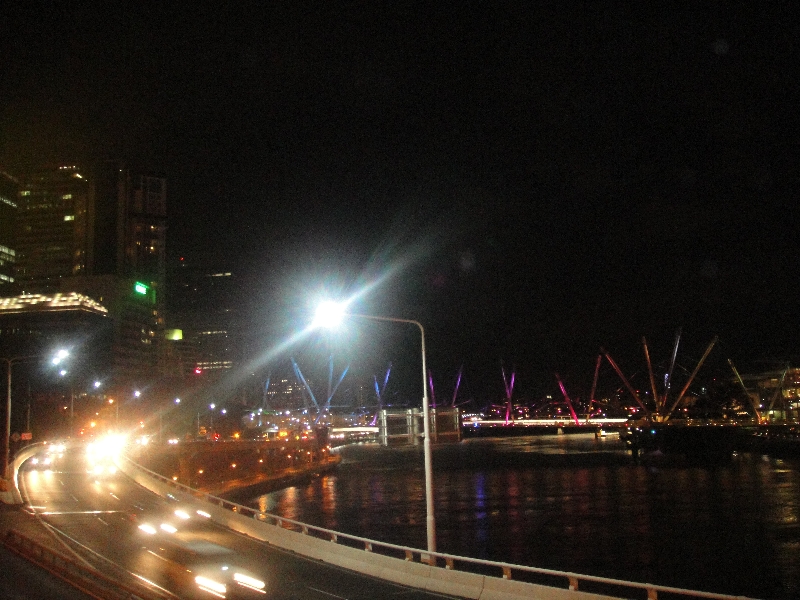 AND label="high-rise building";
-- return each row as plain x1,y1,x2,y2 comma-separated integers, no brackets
14,165,89,289
0,171,18,286
8,162,168,394
14,162,167,285
86,161,167,283
166,253,240,378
